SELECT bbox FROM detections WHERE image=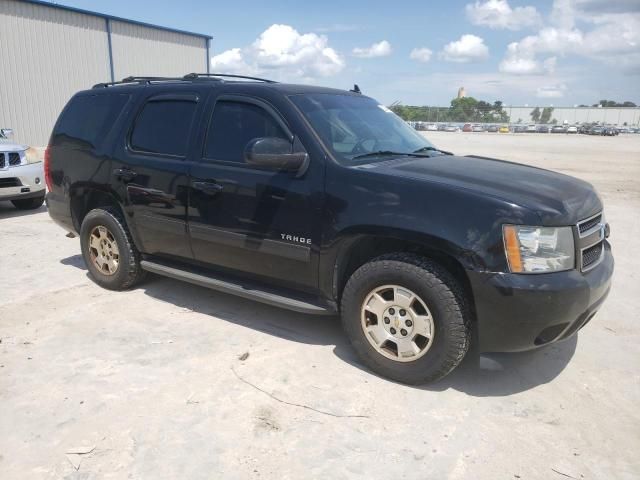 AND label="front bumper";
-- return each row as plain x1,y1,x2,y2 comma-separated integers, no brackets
469,241,614,352
0,162,45,201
